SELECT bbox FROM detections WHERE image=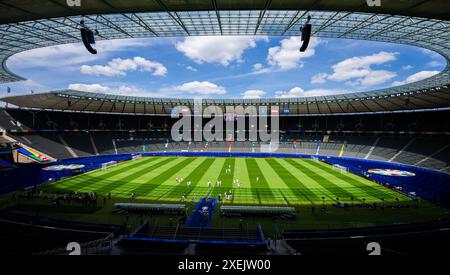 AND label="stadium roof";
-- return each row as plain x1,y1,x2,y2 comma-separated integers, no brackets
1,0,449,23
3,88,450,115
0,0,449,110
